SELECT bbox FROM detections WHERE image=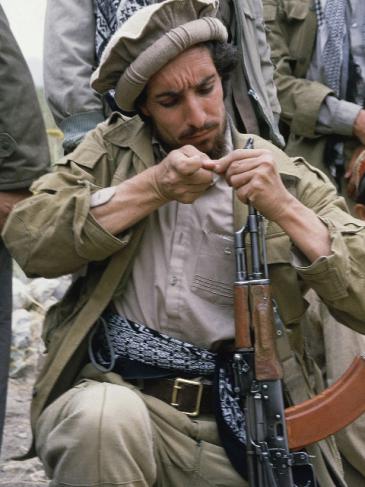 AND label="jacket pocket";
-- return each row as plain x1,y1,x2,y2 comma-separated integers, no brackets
281,0,310,20
263,3,277,22
191,228,234,306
